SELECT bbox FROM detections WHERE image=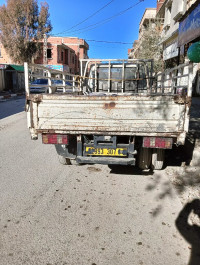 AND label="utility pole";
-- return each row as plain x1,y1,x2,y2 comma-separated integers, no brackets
43,33,47,65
